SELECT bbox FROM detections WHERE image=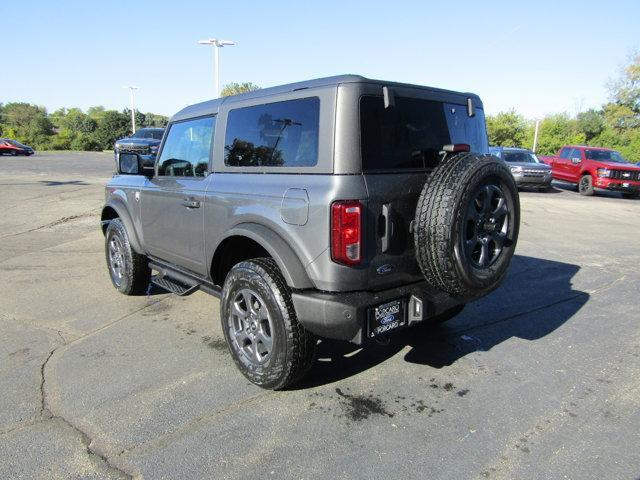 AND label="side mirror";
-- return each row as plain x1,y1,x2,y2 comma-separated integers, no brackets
571,157,581,164
117,153,154,177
